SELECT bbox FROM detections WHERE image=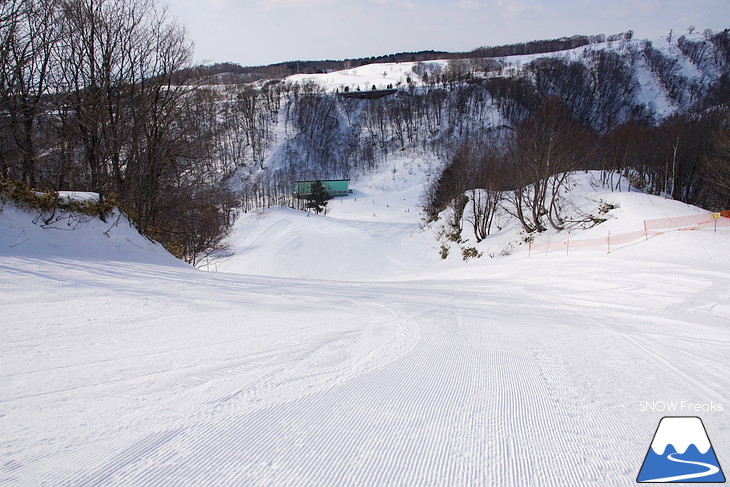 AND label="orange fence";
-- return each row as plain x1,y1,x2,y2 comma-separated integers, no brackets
529,213,729,256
